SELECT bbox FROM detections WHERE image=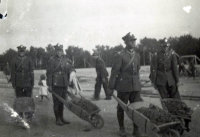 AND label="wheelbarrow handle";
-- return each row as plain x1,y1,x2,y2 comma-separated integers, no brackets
112,94,129,112
51,91,70,105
